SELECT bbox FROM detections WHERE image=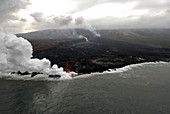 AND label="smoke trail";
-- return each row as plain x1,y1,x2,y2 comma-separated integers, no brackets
75,17,101,37
72,30,88,41
78,35,88,41
85,23,101,37
0,32,74,80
